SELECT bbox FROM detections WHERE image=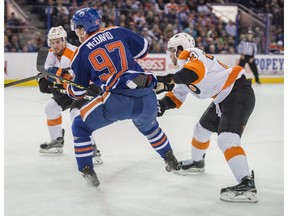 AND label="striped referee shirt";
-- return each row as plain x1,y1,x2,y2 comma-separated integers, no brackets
237,39,257,56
